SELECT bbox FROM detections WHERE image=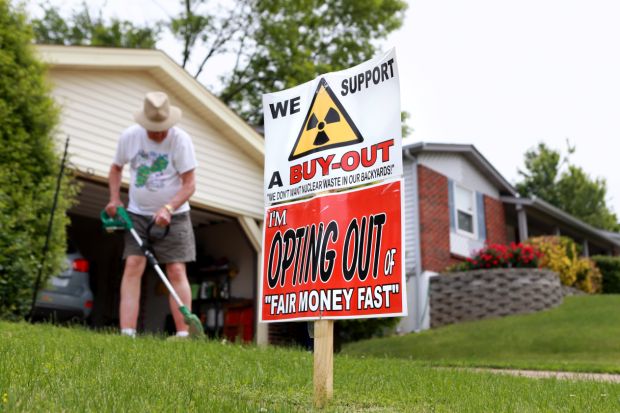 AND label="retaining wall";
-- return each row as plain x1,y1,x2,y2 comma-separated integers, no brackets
430,268,563,328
